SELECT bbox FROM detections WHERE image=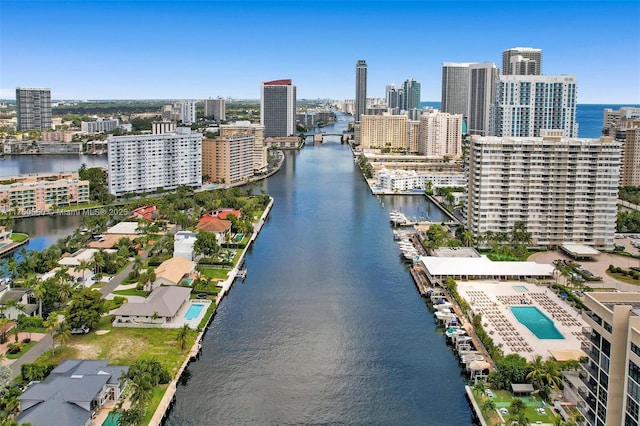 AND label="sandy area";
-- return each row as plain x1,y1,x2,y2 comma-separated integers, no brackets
95,330,110,335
